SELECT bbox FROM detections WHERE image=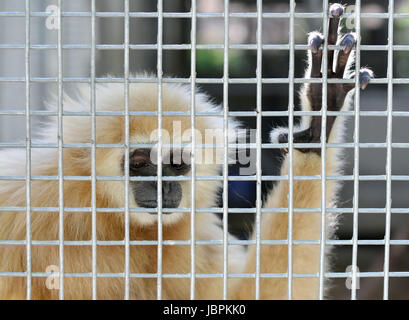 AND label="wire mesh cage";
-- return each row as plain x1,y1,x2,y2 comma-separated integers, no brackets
0,0,409,300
